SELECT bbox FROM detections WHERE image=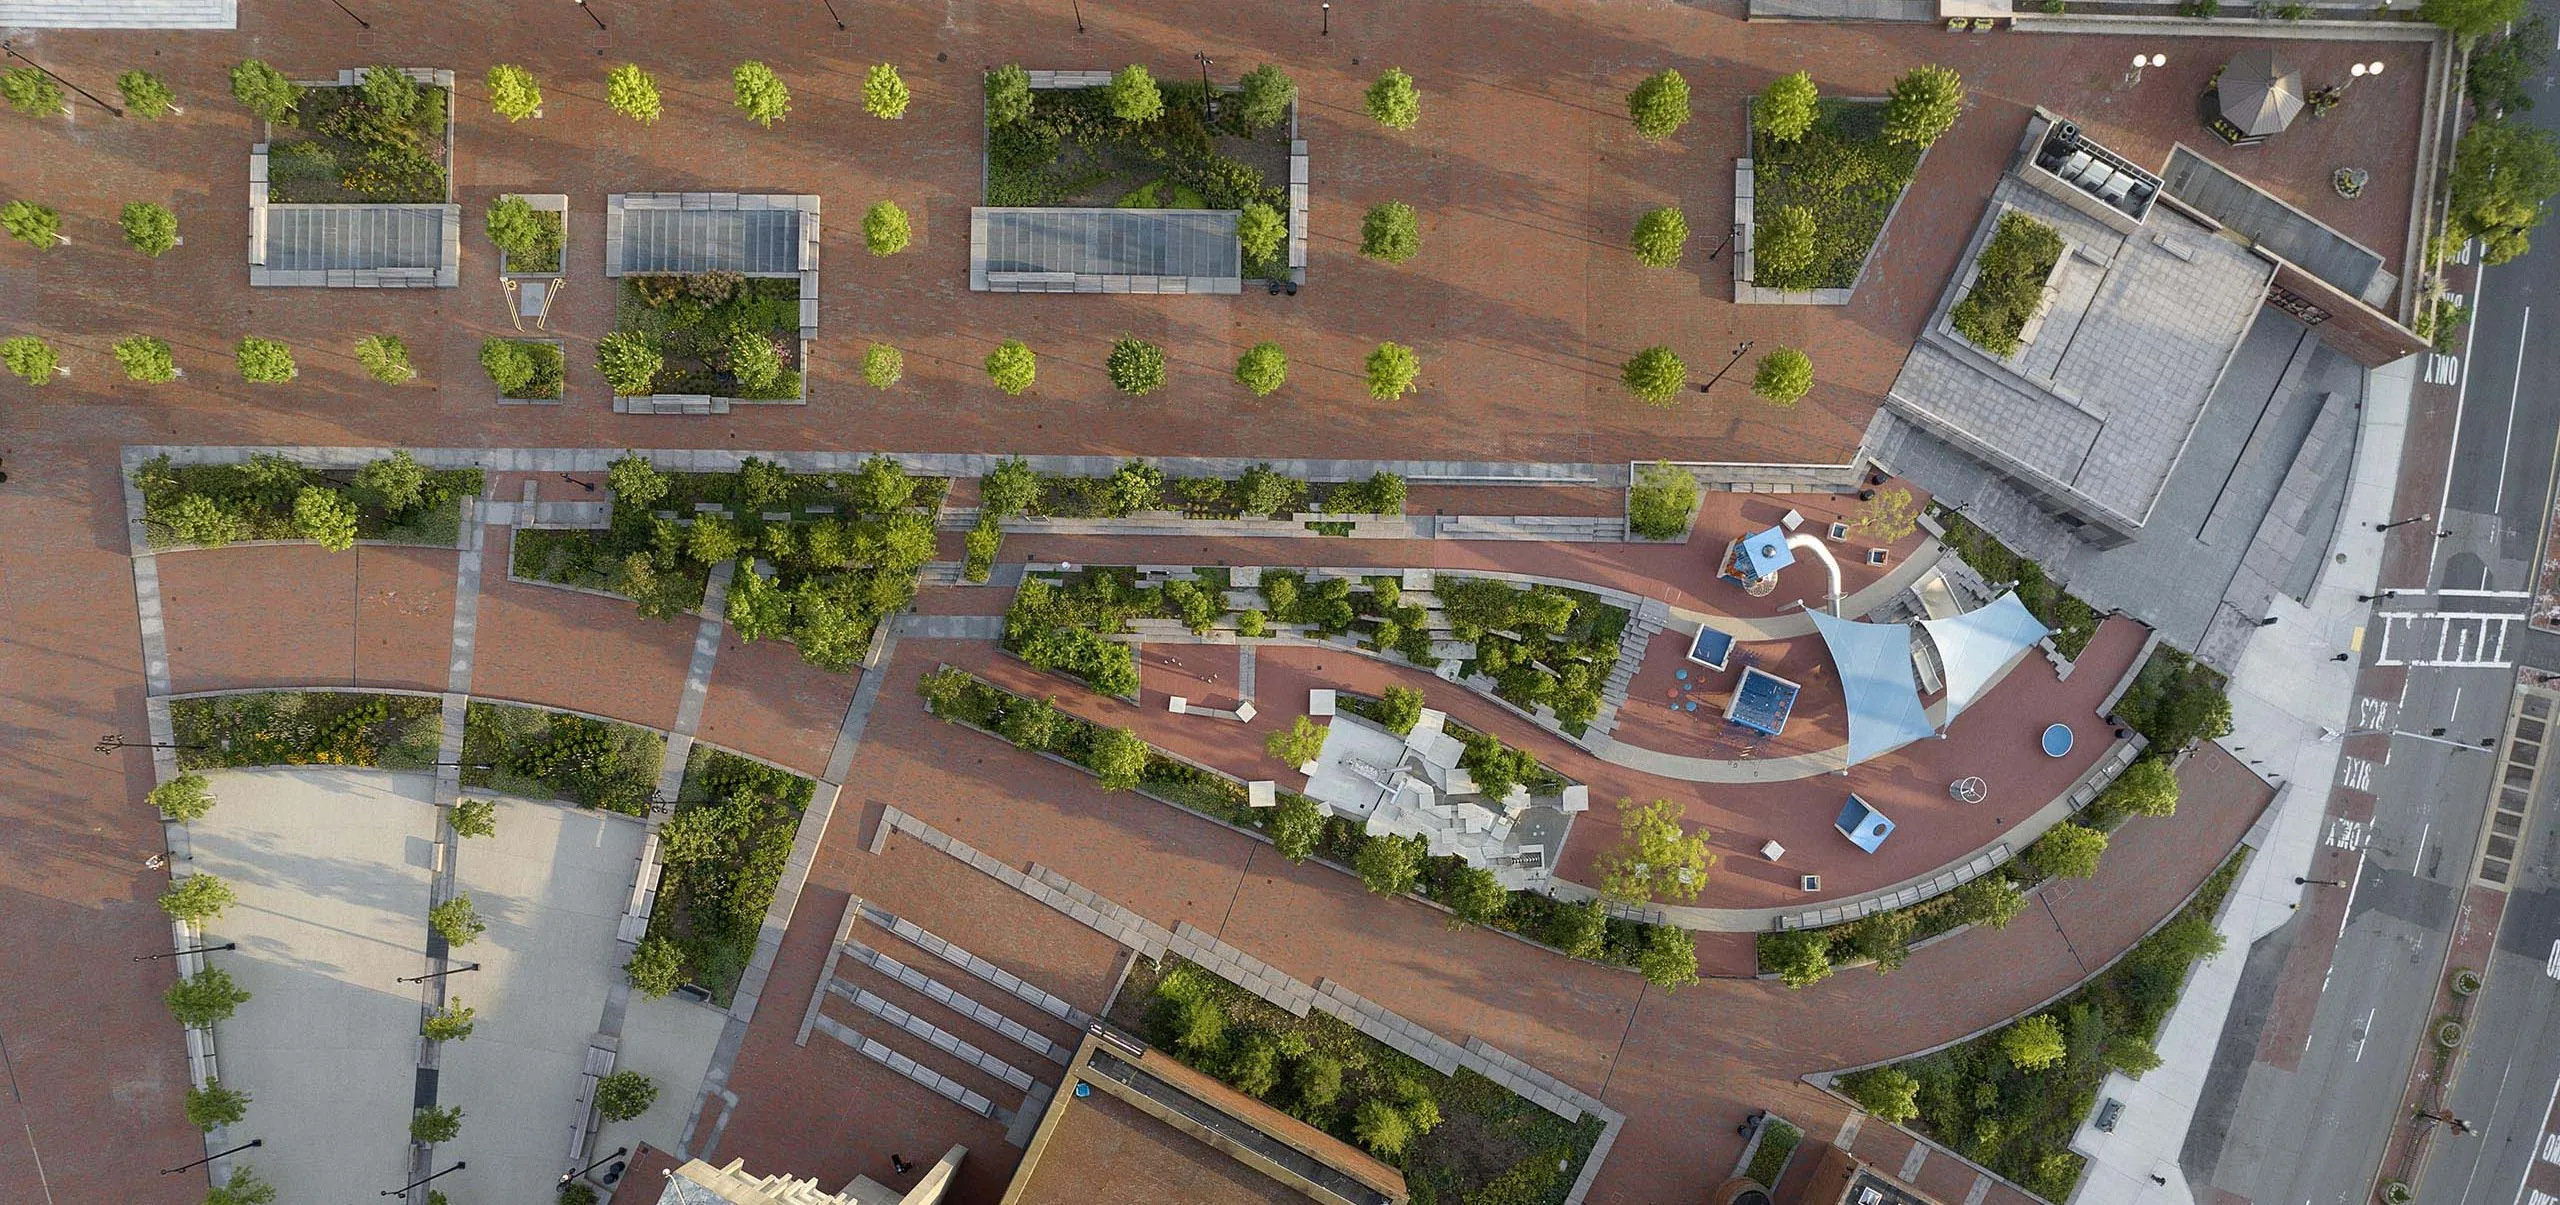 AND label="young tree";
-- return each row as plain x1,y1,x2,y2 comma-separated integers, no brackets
2104,757,2182,818
410,1105,464,1144
1105,64,1162,122
1365,67,1420,129
185,1080,251,1131
1630,206,1688,268
1238,202,1287,267
420,999,477,1041
429,894,485,946
160,873,236,923
1636,923,1701,990
685,514,746,565
1756,204,1820,287
1756,70,1820,143
1845,907,1919,972
608,452,669,510
205,1166,277,1205
2422,0,2527,35
597,330,662,395
1090,727,1149,791
1106,337,1167,395
121,202,179,257
292,486,359,552
229,59,299,124
355,334,415,384
479,338,538,395
1628,461,1700,540
164,495,249,547
626,934,686,998
1946,873,2026,930
606,64,662,124
861,343,904,388
359,64,421,125
486,64,542,121
1845,1068,1920,1124
1,336,58,386
980,456,1039,519
1268,793,1325,861
1236,63,1296,130
1597,798,1714,903
235,337,297,384
985,339,1037,394
2026,822,2108,879
114,335,178,383
593,1070,660,1122
1884,64,1966,148
985,64,1034,126
117,70,180,119
1626,68,1692,141
1265,716,1328,767
862,199,912,256
448,798,498,839
733,61,791,127
1763,928,1834,988
1620,346,1687,405
2000,1012,2068,1071
727,329,787,394
2,200,61,249
1442,865,1508,927
1000,695,1059,749
484,195,554,268
1751,346,1813,406
1376,684,1425,735
1355,833,1423,895
2446,118,2560,264
1,67,62,117
1354,1099,1416,1156
863,63,909,119
166,966,252,1026
150,773,218,822
1366,342,1420,401
1235,341,1287,396
1359,201,1420,263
